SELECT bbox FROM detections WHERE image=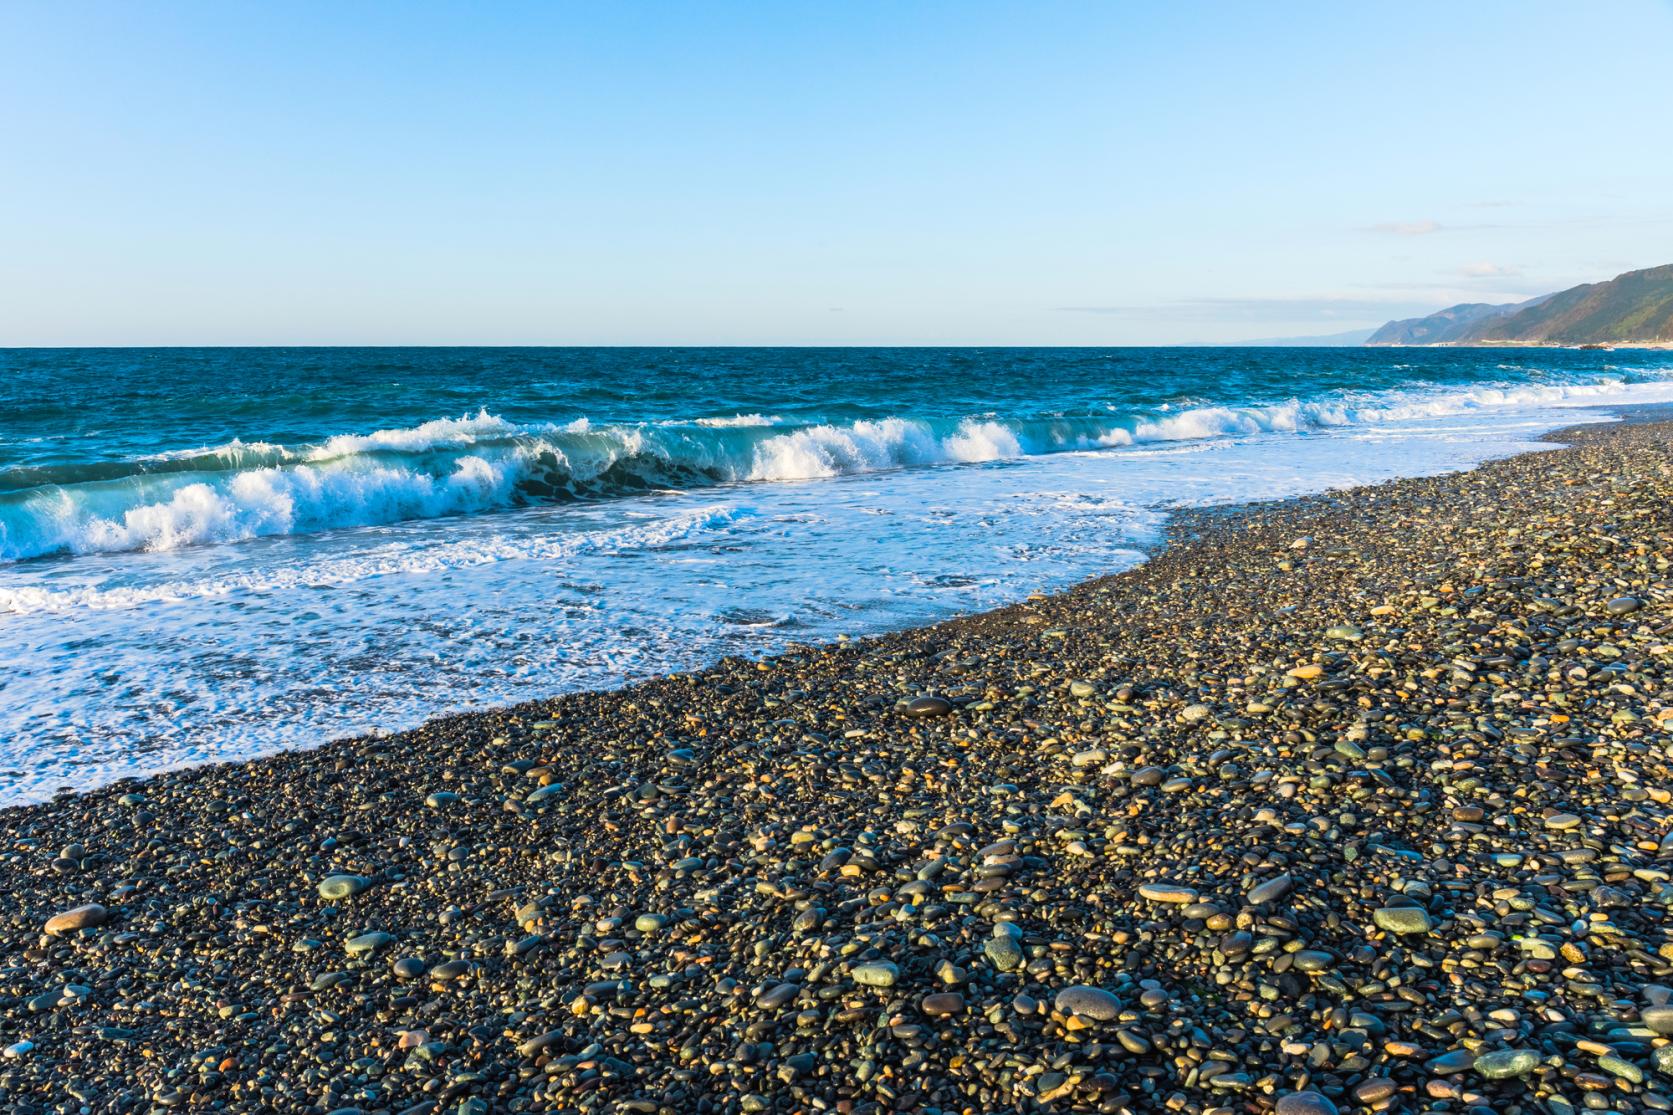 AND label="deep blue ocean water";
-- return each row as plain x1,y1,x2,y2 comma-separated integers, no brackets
4,345,1672,801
